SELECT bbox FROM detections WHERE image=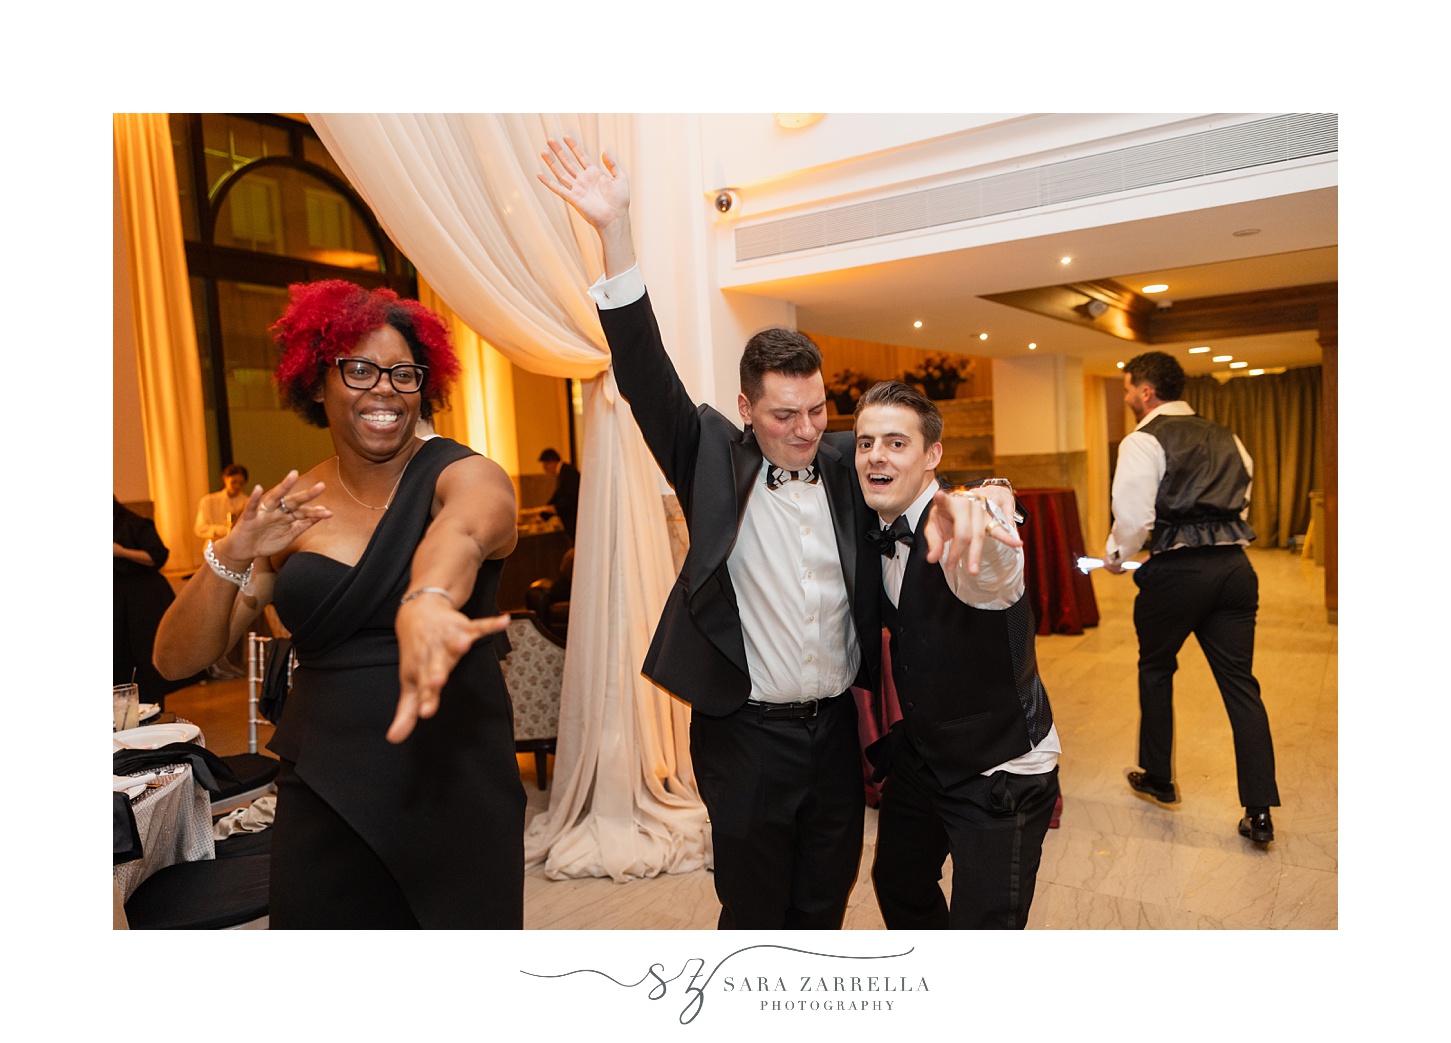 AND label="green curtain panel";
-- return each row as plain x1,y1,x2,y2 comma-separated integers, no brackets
1183,367,1322,549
